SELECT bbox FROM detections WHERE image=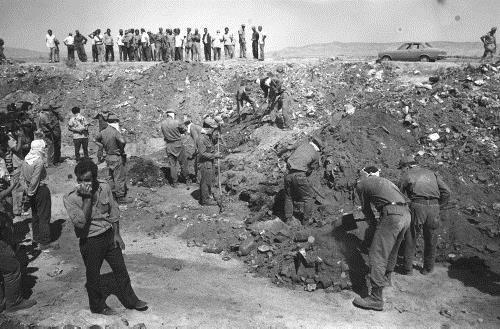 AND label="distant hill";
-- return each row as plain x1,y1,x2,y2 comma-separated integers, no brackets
271,41,484,59
4,47,46,59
